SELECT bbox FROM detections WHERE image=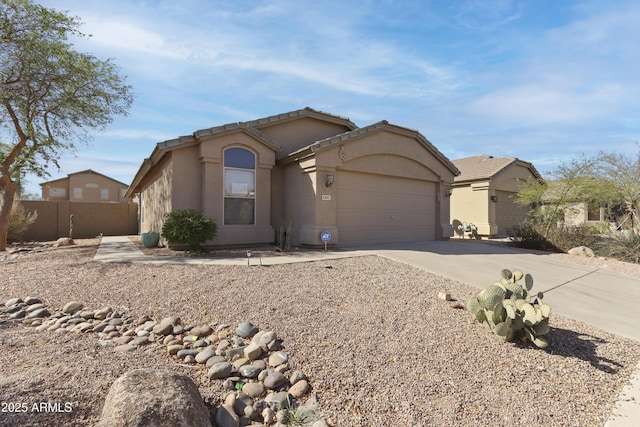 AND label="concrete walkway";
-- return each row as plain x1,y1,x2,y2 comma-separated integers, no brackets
93,236,640,426
93,235,369,266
